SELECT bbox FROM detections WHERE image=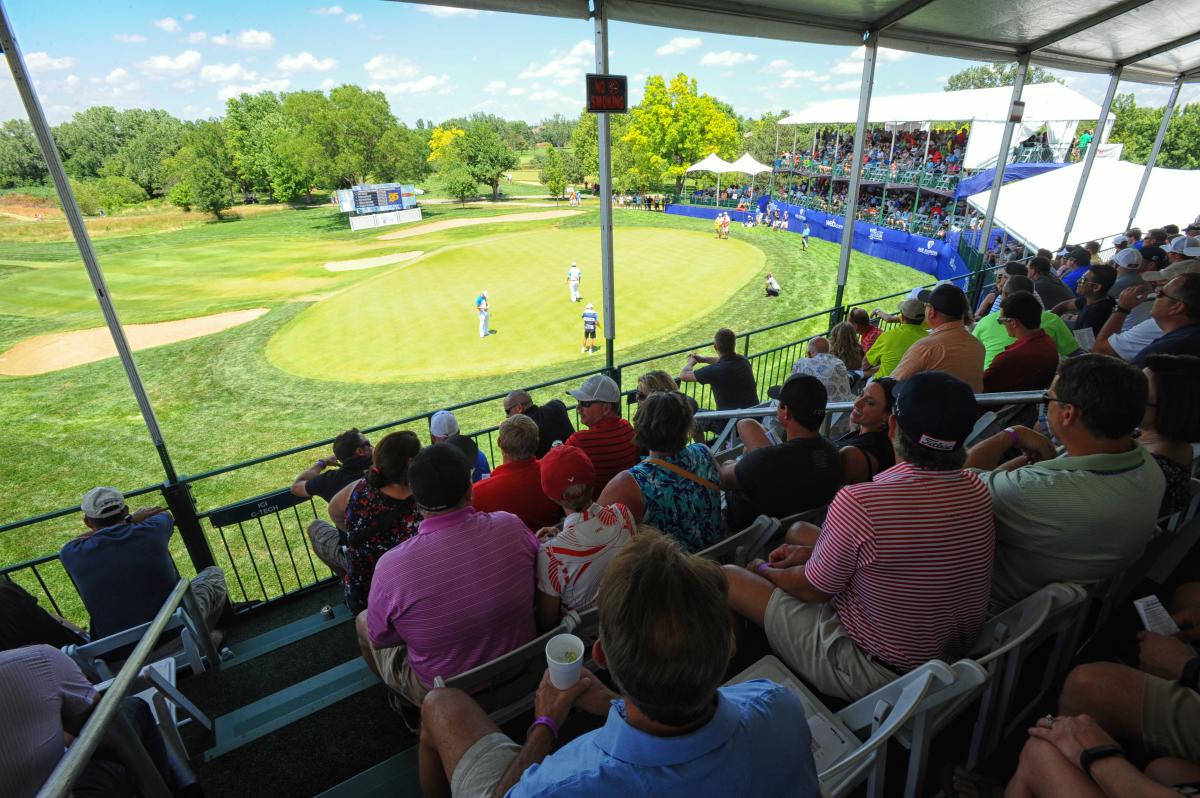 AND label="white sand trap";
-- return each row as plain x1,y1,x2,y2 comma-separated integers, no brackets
0,308,268,377
324,251,423,272
377,210,581,240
